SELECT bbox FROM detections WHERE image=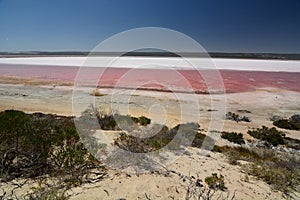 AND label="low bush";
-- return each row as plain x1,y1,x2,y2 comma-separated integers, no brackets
137,116,151,126
221,132,245,145
185,174,234,200
290,114,300,124
273,119,294,129
247,126,285,146
0,110,105,185
273,114,300,130
204,173,227,191
114,123,200,153
226,112,250,123
114,124,171,153
80,106,151,131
